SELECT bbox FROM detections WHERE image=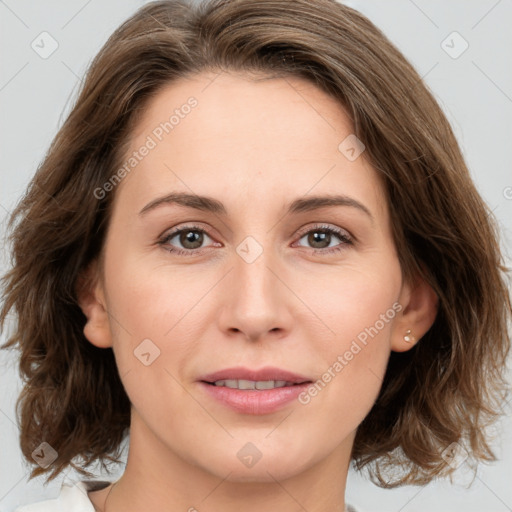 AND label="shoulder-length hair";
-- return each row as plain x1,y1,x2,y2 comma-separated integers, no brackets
1,0,510,488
